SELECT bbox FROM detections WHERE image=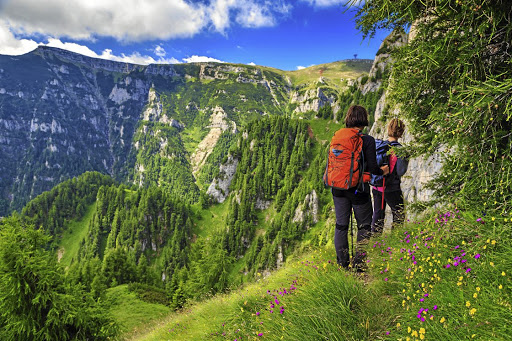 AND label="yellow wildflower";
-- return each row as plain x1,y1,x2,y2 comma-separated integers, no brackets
466,301,471,307
499,284,503,289
419,328,425,334
476,287,480,292
473,293,478,298
411,330,418,337
408,326,411,333
440,317,446,323
470,308,477,315
502,271,506,276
